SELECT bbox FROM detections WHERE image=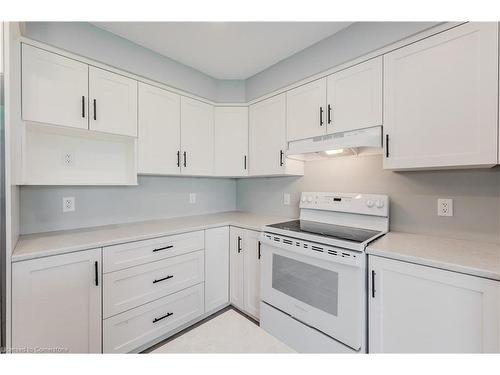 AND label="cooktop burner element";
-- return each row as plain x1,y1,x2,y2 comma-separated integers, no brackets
267,220,381,244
